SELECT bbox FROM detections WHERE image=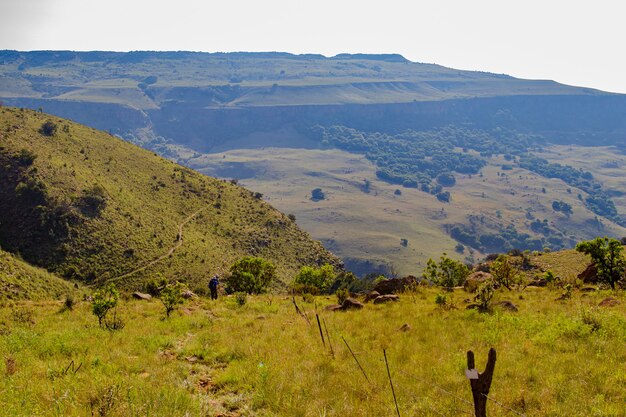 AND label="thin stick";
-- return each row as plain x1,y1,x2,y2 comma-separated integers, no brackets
384,348,401,417
292,297,311,325
315,314,326,347
322,318,334,358
341,336,370,383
